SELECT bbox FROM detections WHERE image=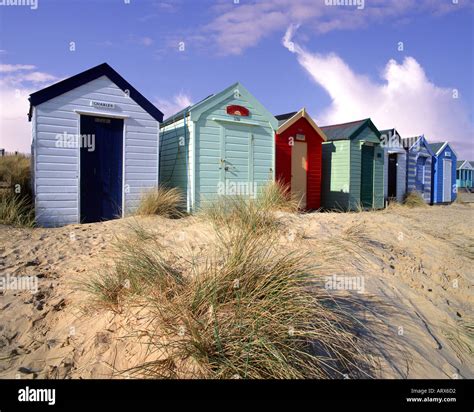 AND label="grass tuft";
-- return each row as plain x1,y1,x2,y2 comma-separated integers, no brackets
256,180,299,212
403,191,427,208
199,195,279,235
84,214,377,378
0,192,35,227
78,234,182,311
0,153,31,198
0,154,34,227
135,187,183,218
